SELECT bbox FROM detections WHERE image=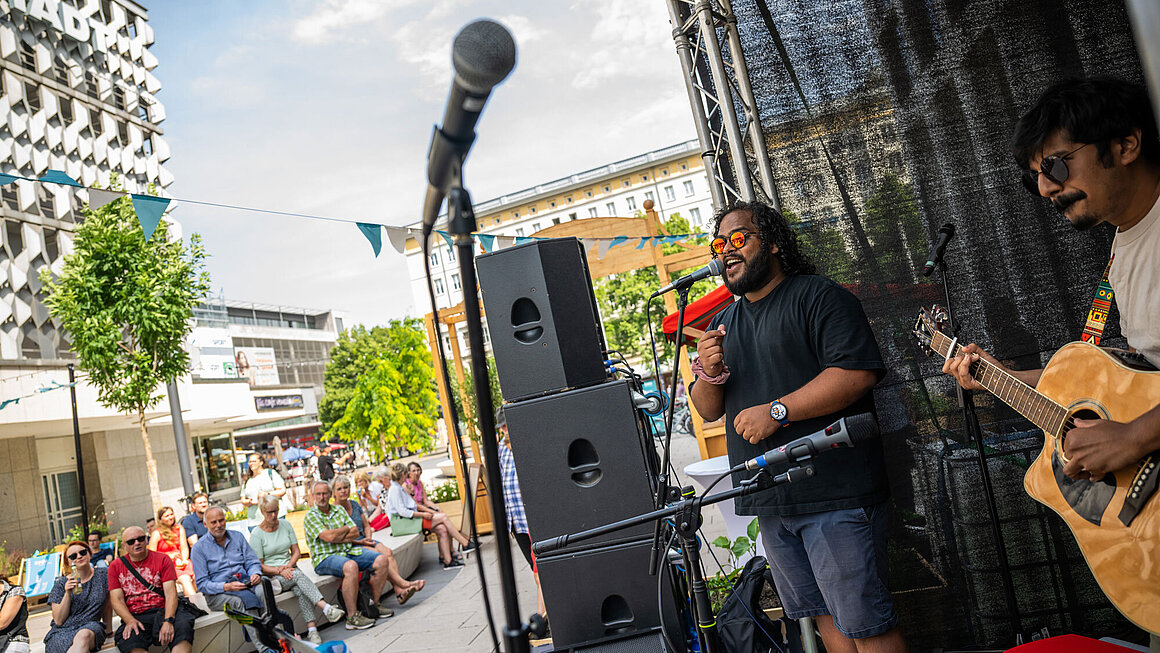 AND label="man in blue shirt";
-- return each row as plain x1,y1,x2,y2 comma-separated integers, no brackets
190,507,274,652
181,493,210,547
